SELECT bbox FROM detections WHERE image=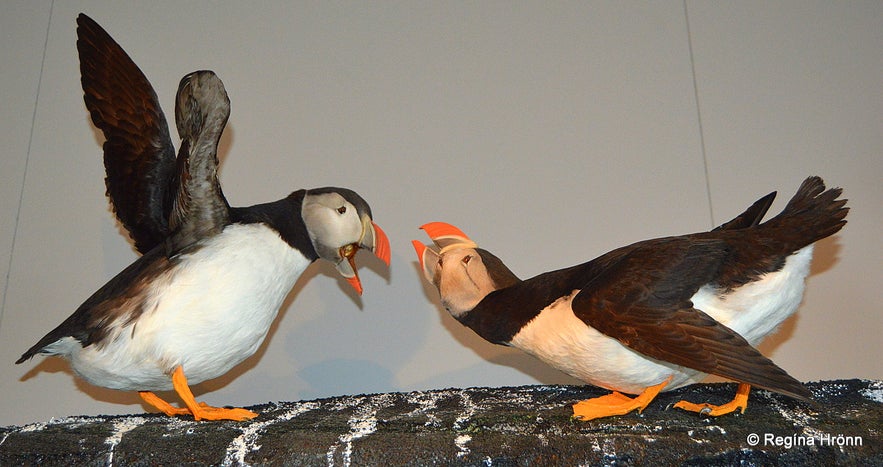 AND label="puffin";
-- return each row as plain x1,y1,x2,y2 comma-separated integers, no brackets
412,177,847,420
15,14,391,421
